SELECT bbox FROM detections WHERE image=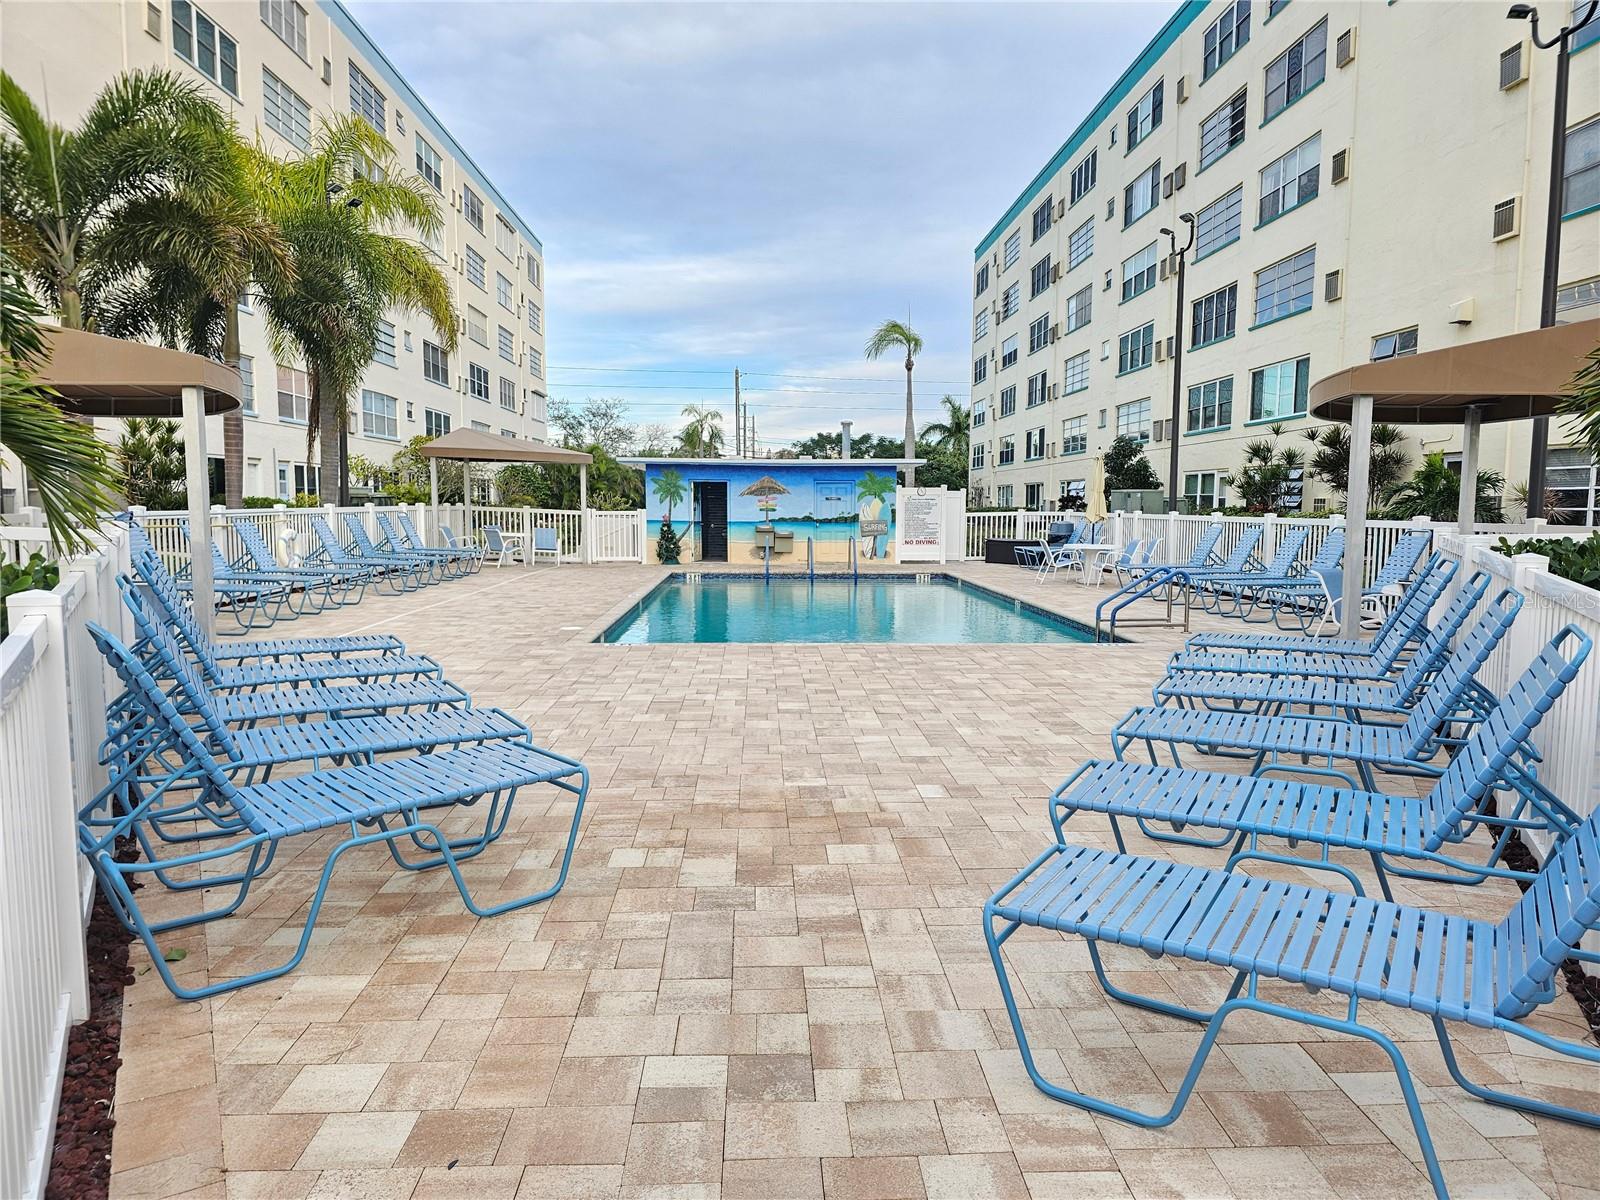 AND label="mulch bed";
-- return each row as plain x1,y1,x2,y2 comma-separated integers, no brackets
46,839,138,1200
